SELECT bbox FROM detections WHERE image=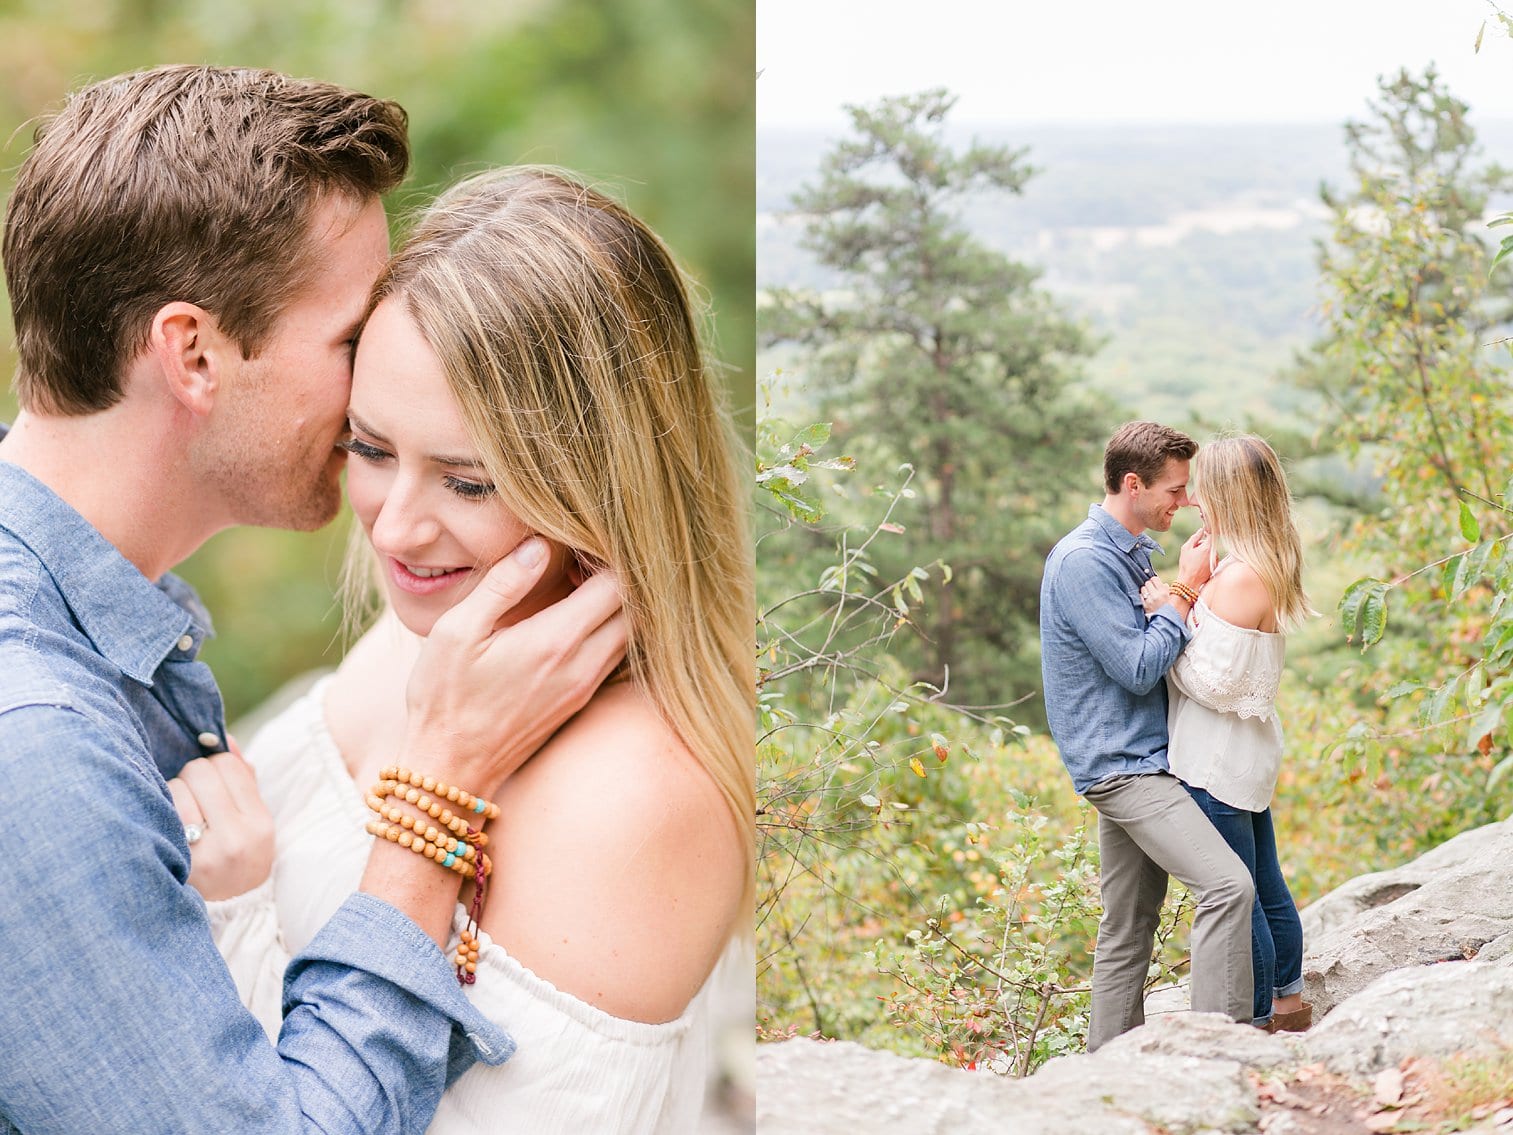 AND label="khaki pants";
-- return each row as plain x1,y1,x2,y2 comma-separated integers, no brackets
1082,772,1254,1051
